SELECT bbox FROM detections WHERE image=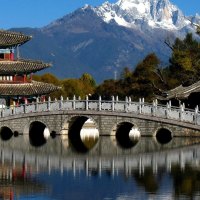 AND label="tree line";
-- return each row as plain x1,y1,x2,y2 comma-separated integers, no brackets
33,32,200,102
